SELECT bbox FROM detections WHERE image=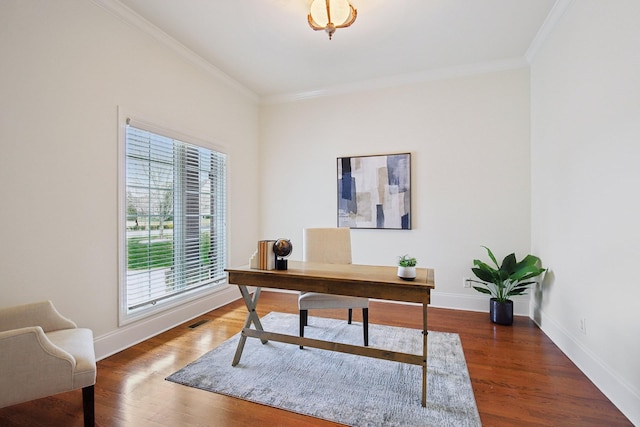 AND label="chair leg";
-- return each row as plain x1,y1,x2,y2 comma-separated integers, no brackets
348,308,353,324
82,385,94,427
363,308,369,347
299,309,307,349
